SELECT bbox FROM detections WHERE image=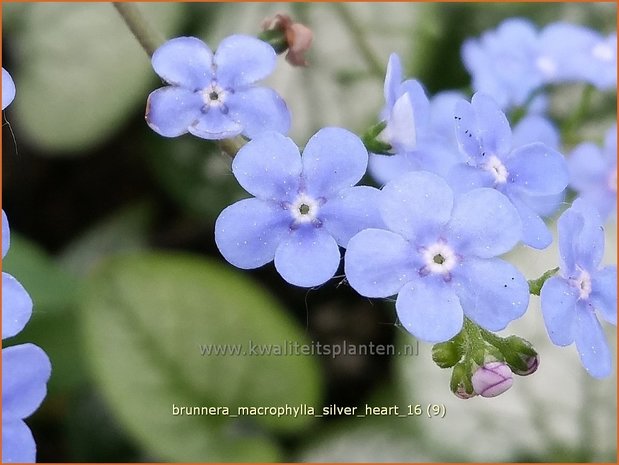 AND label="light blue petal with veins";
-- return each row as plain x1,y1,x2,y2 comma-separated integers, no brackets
2,273,33,340
396,278,464,343
380,171,453,241
301,128,368,198
344,228,417,298
453,257,529,331
540,276,578,346
232,132,302,201
214,35,276,88
274,227,340,288
2,420,35,463
215,198,290,269
146,87,203,137
152,37,214,90
590,266,617,326
447,188,521,258
575,302,612,378
226,87,290,138
2,67,16,110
